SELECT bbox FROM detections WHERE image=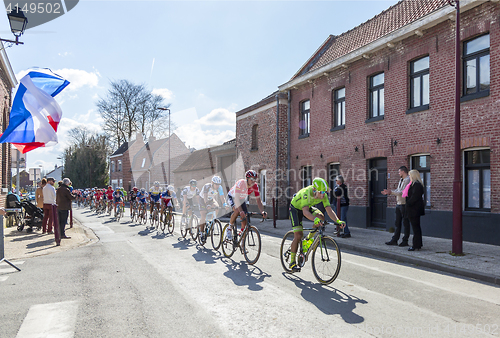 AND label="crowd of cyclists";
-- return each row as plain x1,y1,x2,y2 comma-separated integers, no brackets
73,170,346,279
